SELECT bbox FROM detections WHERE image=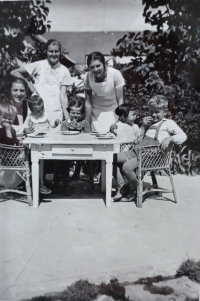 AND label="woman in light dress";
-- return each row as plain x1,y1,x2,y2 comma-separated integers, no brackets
84,52,125,132
11,39,72,124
